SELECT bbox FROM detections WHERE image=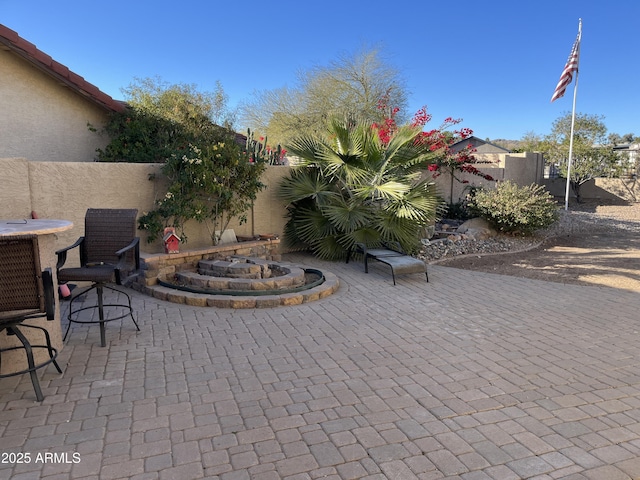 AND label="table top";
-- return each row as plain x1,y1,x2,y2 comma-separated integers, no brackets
0,219,73,237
